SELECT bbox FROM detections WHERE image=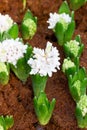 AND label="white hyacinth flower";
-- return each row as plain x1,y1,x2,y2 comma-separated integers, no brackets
0,13,14,33
28,41,60,77
0,39,28,66
47,12,71,30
